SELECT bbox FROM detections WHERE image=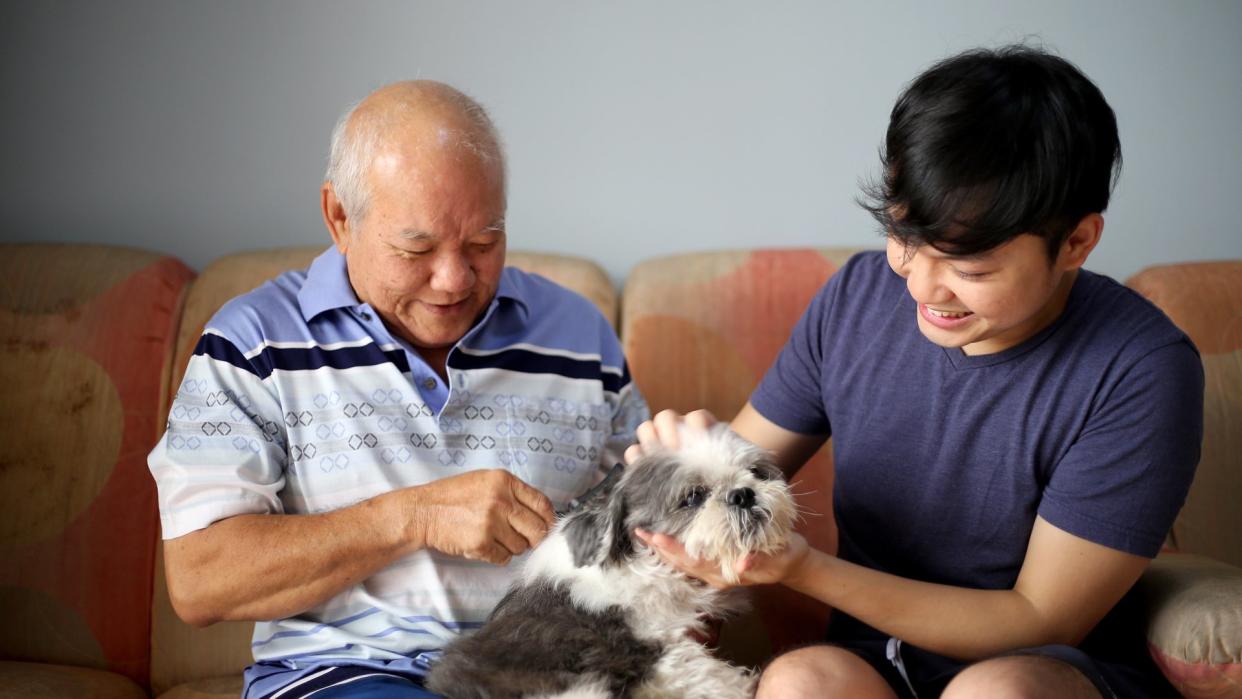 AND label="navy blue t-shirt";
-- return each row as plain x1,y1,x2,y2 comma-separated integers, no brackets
751,251,1203,648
